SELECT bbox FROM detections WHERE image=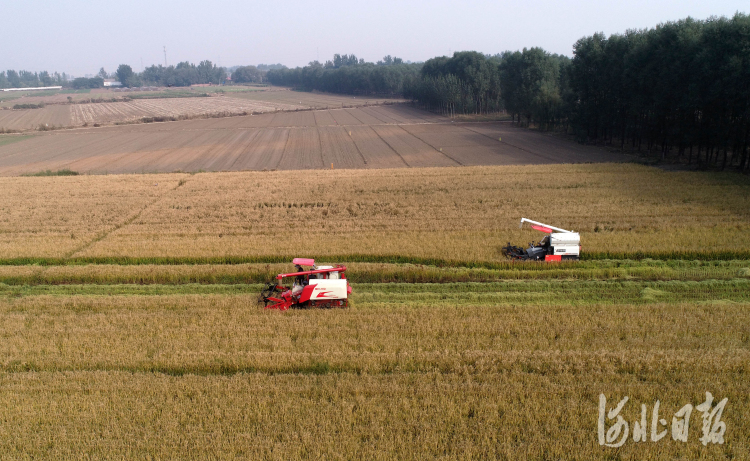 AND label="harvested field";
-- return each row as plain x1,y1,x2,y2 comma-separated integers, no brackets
0,105,71,131
69,96,302,126
0,105,623,176
0,88,404,132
